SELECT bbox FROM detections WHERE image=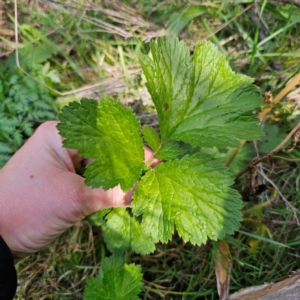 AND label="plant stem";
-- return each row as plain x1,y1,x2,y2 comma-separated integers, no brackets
258,71,300,120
